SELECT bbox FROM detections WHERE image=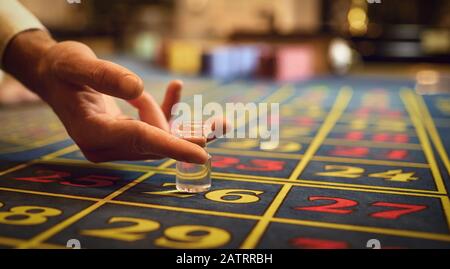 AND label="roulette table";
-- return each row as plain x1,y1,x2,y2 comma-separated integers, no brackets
0,58,449,249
